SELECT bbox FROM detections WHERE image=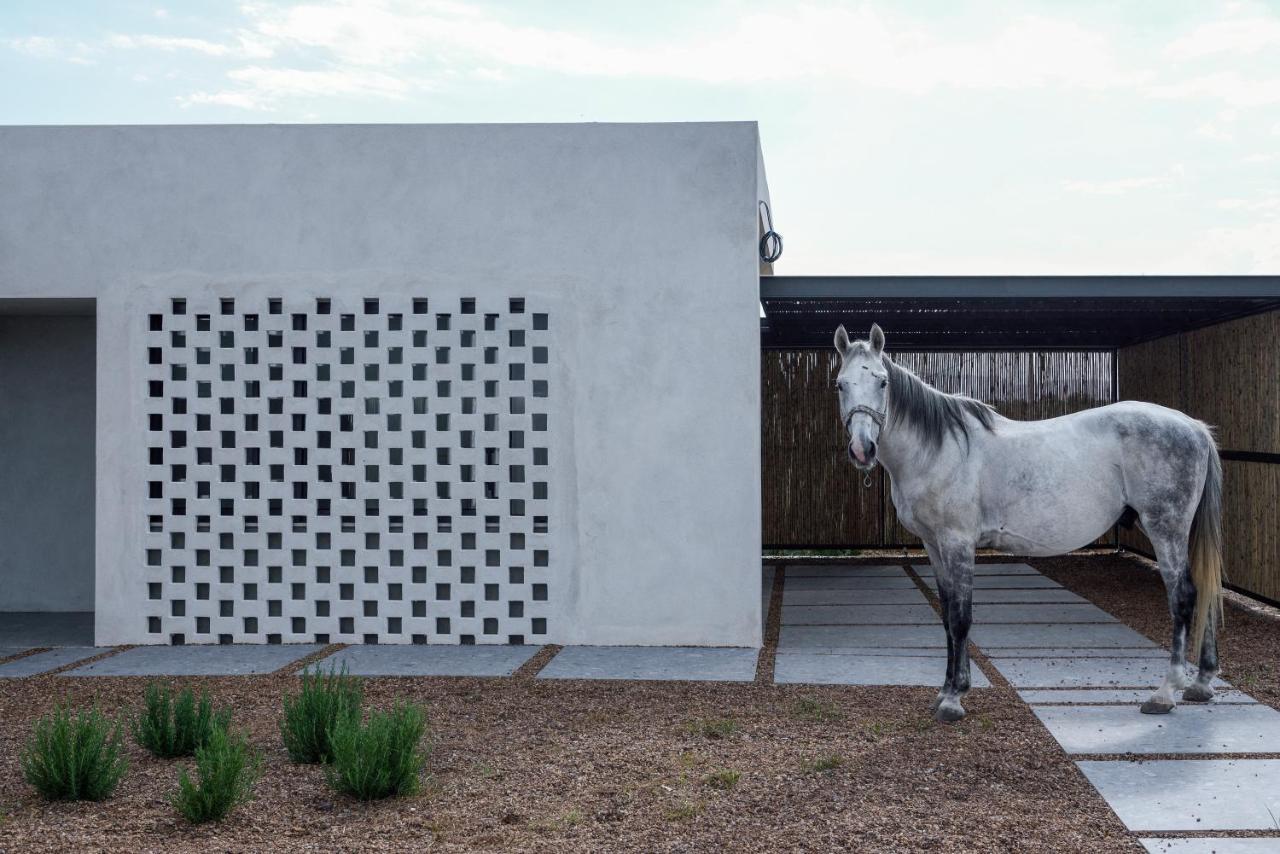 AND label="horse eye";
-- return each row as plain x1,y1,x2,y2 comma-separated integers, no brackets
880,379,887,389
